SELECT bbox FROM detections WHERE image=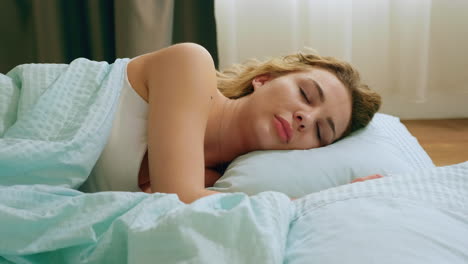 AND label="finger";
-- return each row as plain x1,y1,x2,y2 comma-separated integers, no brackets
351,178,364,183
351,174,384,183
364,174,384,180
